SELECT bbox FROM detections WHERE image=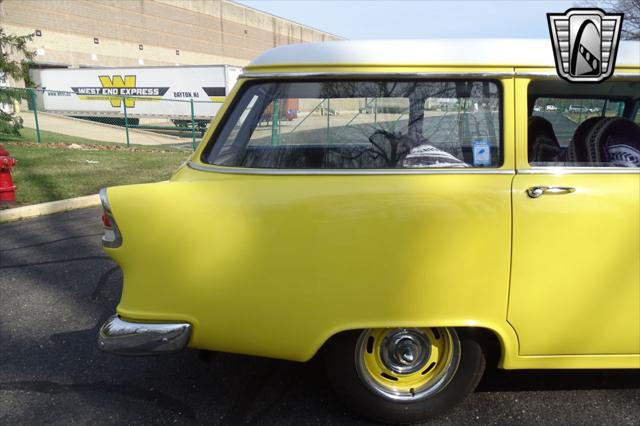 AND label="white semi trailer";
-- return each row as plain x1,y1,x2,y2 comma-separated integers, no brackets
30,65,243,119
